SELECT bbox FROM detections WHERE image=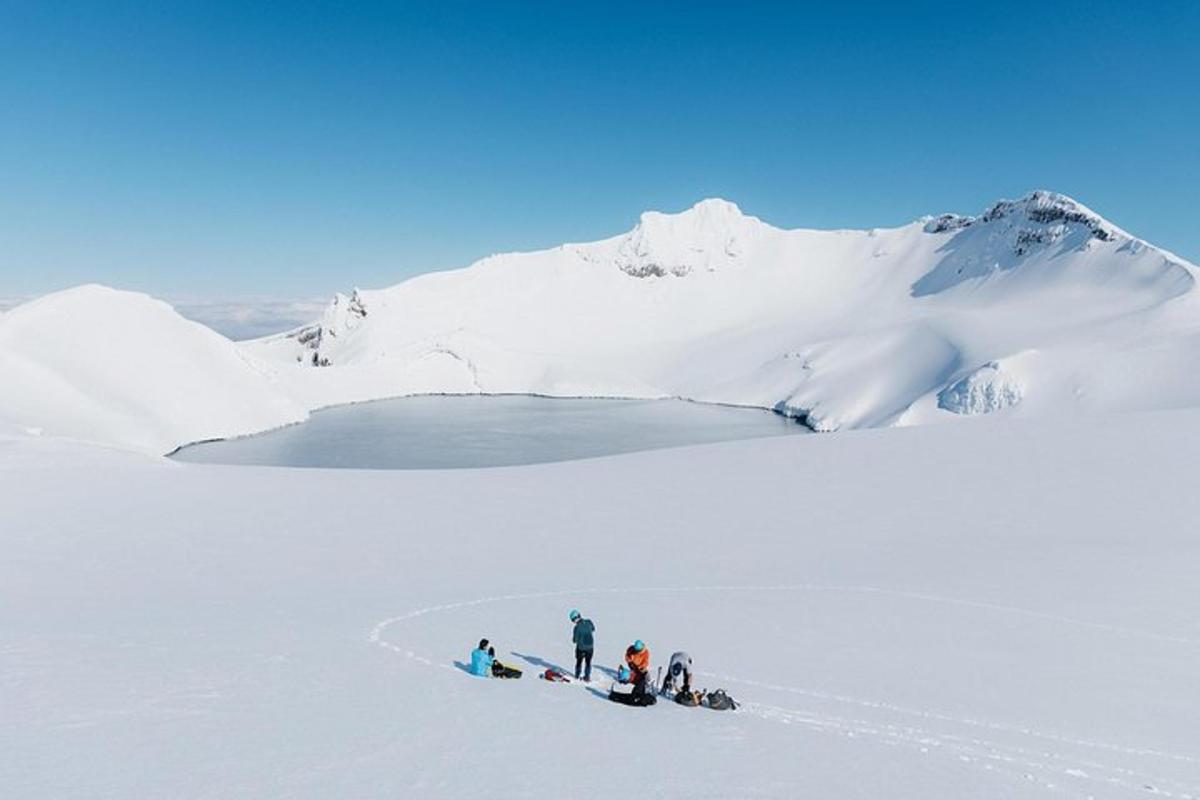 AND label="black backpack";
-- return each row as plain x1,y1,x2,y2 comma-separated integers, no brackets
703,689,738,711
